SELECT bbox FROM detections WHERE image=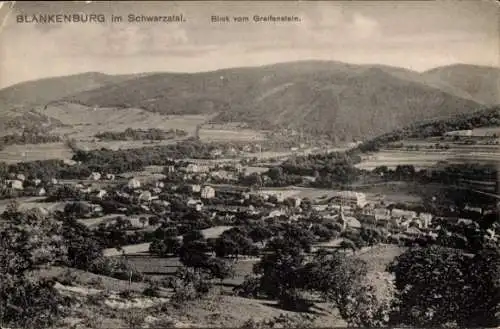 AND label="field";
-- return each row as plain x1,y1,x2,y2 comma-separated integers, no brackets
198,128,268,142
40,103,209,139
0,142,74,164
0,197,66,214
356,139,500,170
